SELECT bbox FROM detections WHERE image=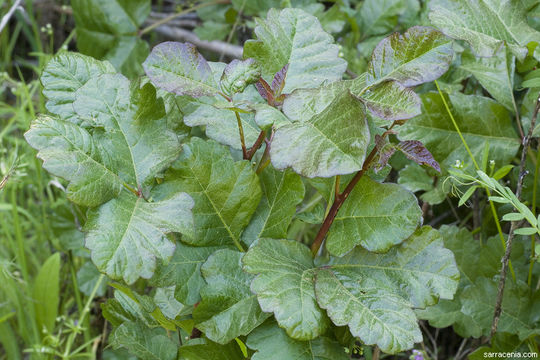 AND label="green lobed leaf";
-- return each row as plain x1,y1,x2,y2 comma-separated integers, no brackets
243,8,347,93
308,173,354,204
178,339,244,360
416,287,484,339
326,176,422,256
247,321,348,360
102,290,157,328
177,60,263,150
181,97,261,151
153,287,184,320
144,42,219,97
398,92,520,172
242,167,305,246
429,0,540,61
414,226,484,338
71,0,150,77
109,321,178,360
194,21,231,42
73,74,181,191
295,203,325,225
400,0,421,27
270,90,369,178
419,181,447,205
461,277,540,340
250,103,291,131
243,239,329,341
159,88,191,136
25,115,124,207
282,72,419,123
398,163,434,193
358,80,421,121
220,58,261,96
194,249,270,344
328,226,459,306
358,0,406,38
468,333,526,360
108,279,179,331
72,0,149,38
415,225,528,338
318,4,347,34
84,190,194,284
40,52,116,123
460,47,516,113
77,261,108,297
281,76,365,122
366,26,453,87
231,0,281,16
316,226,459,354
522,69,540,89
104,36,150,78
150,242,225,305
166,138,261,249
316,269,419,354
